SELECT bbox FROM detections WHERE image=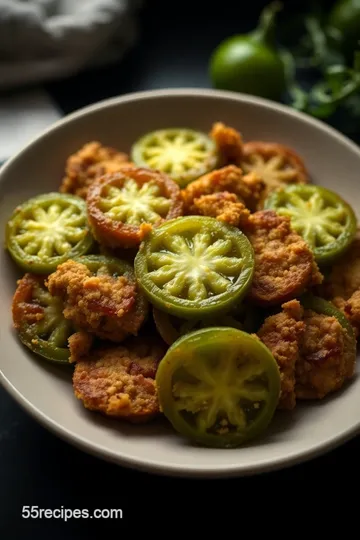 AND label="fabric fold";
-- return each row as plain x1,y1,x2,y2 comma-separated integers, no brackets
0,0,143,90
